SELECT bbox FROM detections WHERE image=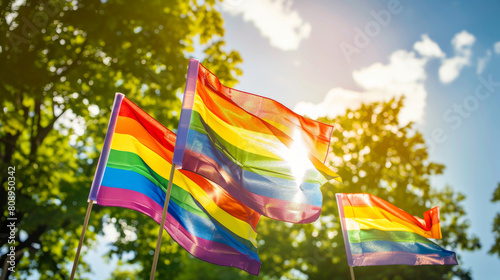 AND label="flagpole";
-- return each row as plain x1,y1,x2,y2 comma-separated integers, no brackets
336,194,357,280
70,93,124,279
149,59,199,279
69,200,94,280
172,58,199,167
149,164,176,280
